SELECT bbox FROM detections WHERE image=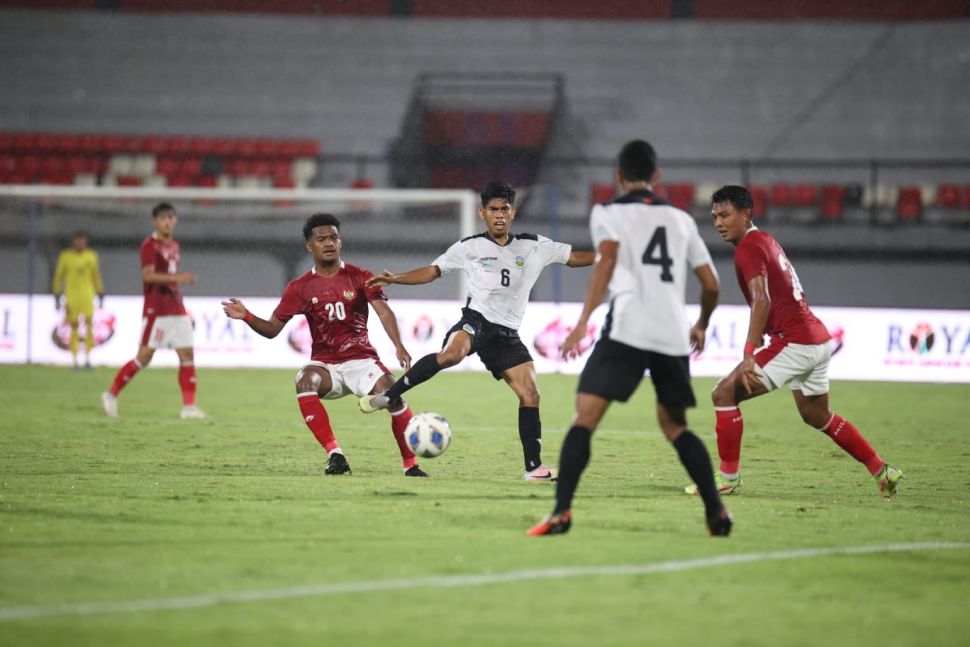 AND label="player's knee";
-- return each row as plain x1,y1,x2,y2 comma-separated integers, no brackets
294,369,321,394
519,390,540,407
436,349,463,368
711,379,733,407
